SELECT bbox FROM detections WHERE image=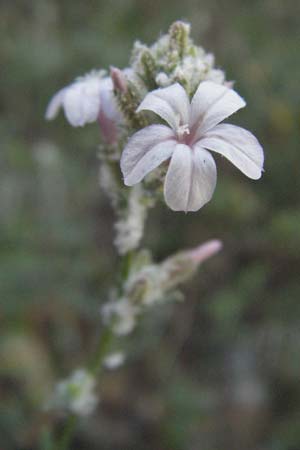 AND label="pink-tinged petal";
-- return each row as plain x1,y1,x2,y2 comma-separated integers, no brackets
200,124,264,179
164,144,217,212
45,88,66,120
121,125,175,181
190,81,246,136
124,140,176,186
136,83,190,130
